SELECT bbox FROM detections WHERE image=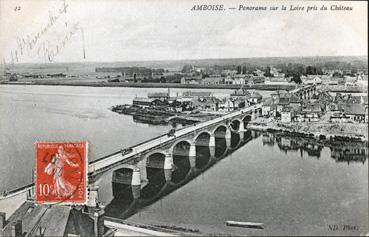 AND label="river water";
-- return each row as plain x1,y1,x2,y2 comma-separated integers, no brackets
0,85,367,235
